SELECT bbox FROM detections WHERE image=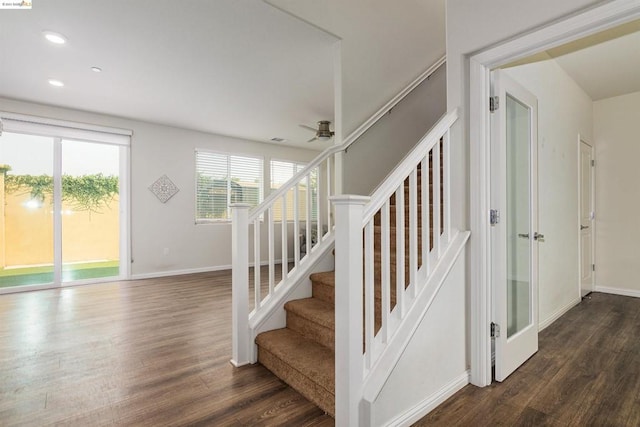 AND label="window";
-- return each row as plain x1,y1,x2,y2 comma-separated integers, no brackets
269,159,316,221
196,151,263,222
